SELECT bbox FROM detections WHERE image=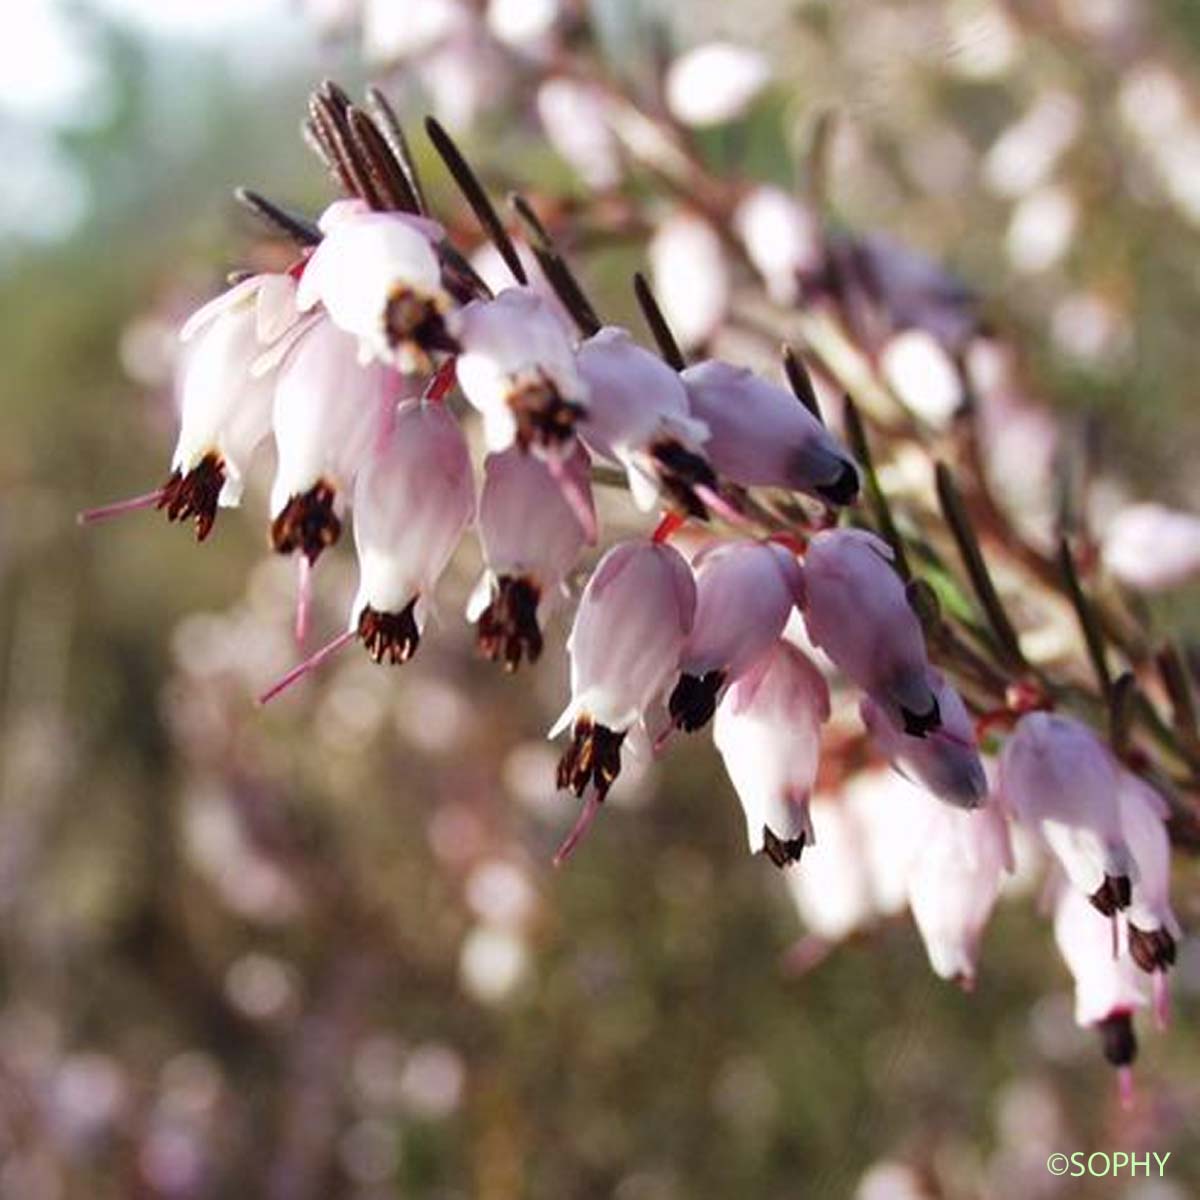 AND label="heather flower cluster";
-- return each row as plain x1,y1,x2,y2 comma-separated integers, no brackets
82,68,1197,1103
